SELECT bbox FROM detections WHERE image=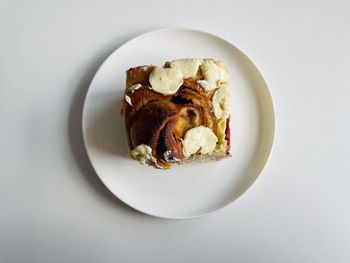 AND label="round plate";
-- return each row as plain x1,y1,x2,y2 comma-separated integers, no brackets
82,29,275,219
